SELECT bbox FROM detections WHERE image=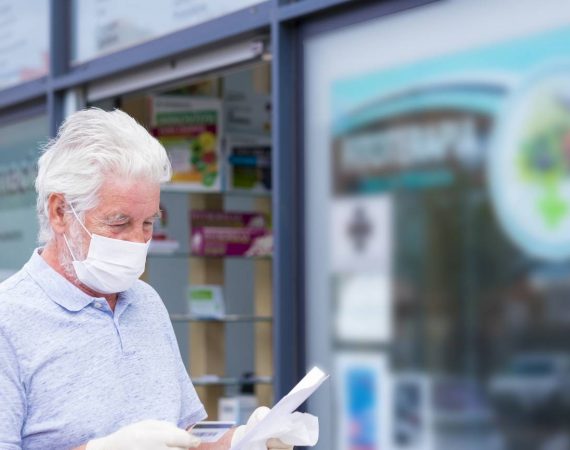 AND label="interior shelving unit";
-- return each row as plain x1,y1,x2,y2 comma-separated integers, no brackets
170,314,273,323
192,375,273,387
146,190,273,420
185,192,273,419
